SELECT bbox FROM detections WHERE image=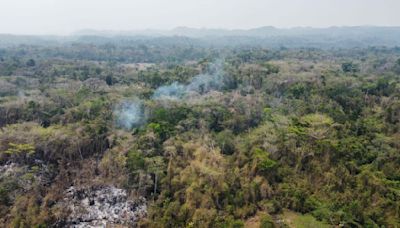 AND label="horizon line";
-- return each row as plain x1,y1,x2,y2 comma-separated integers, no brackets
1,25,400,37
